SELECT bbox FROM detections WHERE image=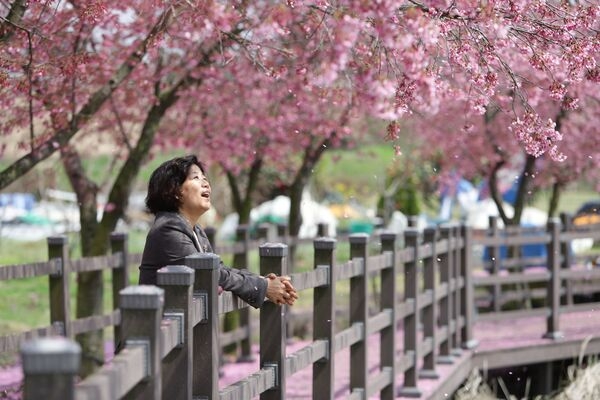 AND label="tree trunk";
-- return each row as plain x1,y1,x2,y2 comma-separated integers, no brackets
547,181,563,219
489,154,537,227
226,157,263,225
60,147,105,377
511,154,537,226
287,137,332,268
